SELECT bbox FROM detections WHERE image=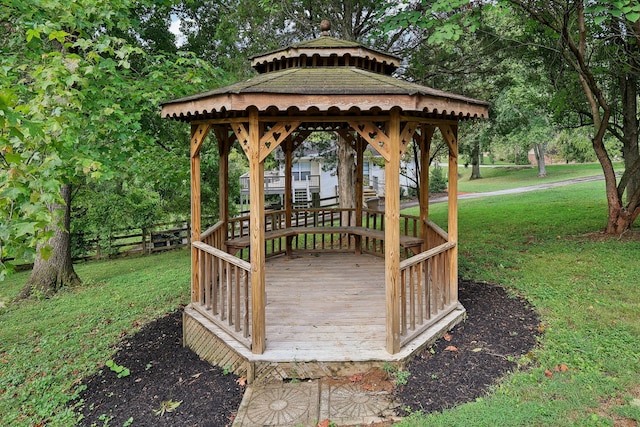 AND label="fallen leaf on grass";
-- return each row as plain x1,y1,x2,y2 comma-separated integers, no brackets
443,333,452,341
553,364,568,372
544,369,553,378
317,420,331,427
445,345,458,352
236,376,247,386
